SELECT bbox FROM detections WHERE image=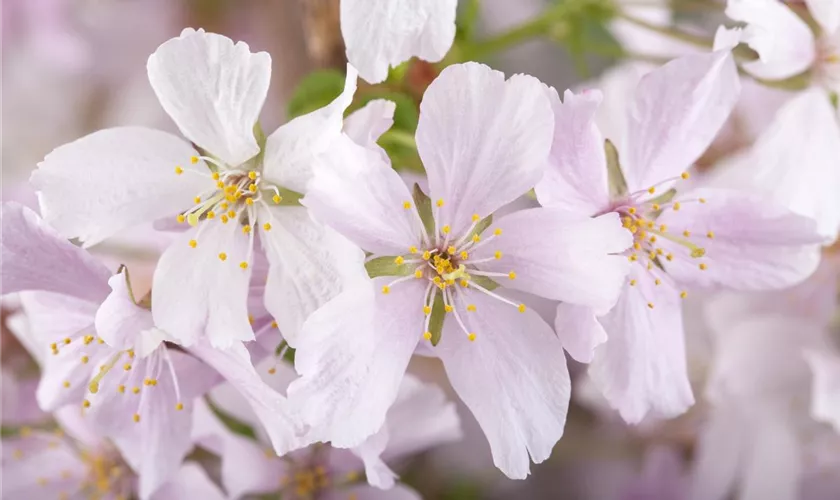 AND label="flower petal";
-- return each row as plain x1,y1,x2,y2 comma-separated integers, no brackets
0,433,88,499
147,28,270,166
304,134,426,256
416,62,554,235
434,290,570,479
31,127,212,247
262,65,358,193
1,202,111,301
709,89,840,241
554,303,608,364
726,0,817,80
807,0,840,33
804,349,840,433
343,98,397,153
688,408,745,500
94,271,155,350
472,208,632,313
341,0,457,84
149,463,227,500
288,278,424,448
658,188,822,291
152,219,254,348
589,273,694,423
260,206,367,345
534,89,611,215
623,50,740,192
